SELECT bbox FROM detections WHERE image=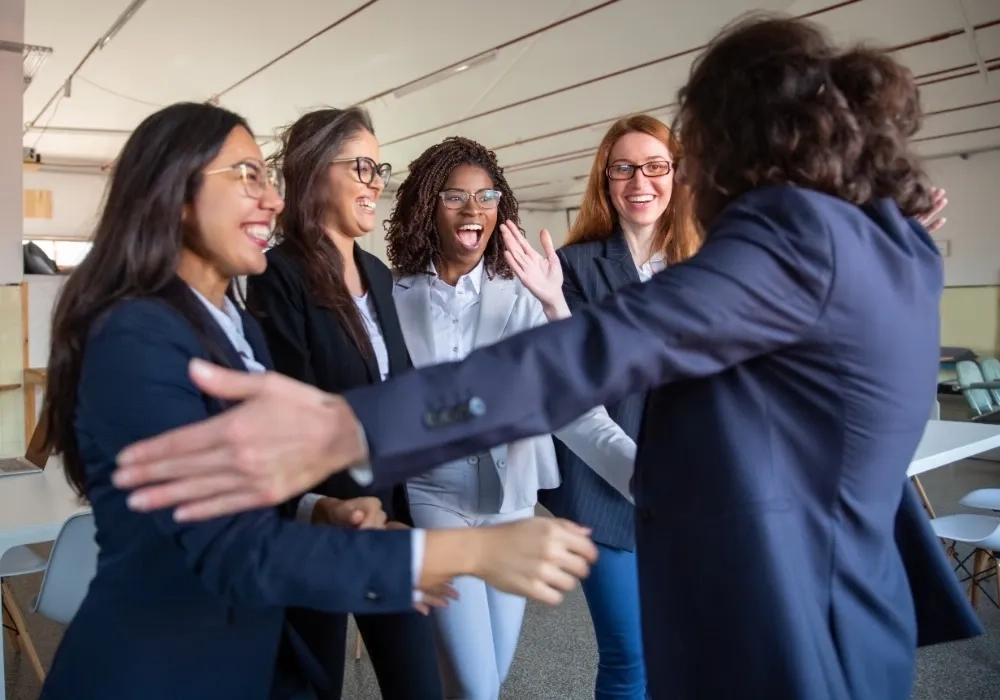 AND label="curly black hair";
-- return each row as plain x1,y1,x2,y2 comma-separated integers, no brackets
385,136,517,279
